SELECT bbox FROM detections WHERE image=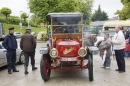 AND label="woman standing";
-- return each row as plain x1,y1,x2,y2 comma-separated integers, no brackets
99,33,112,69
